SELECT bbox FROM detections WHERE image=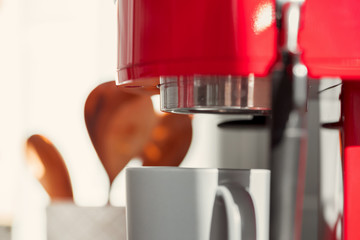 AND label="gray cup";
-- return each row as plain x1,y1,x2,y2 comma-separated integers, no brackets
126,167,270,240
